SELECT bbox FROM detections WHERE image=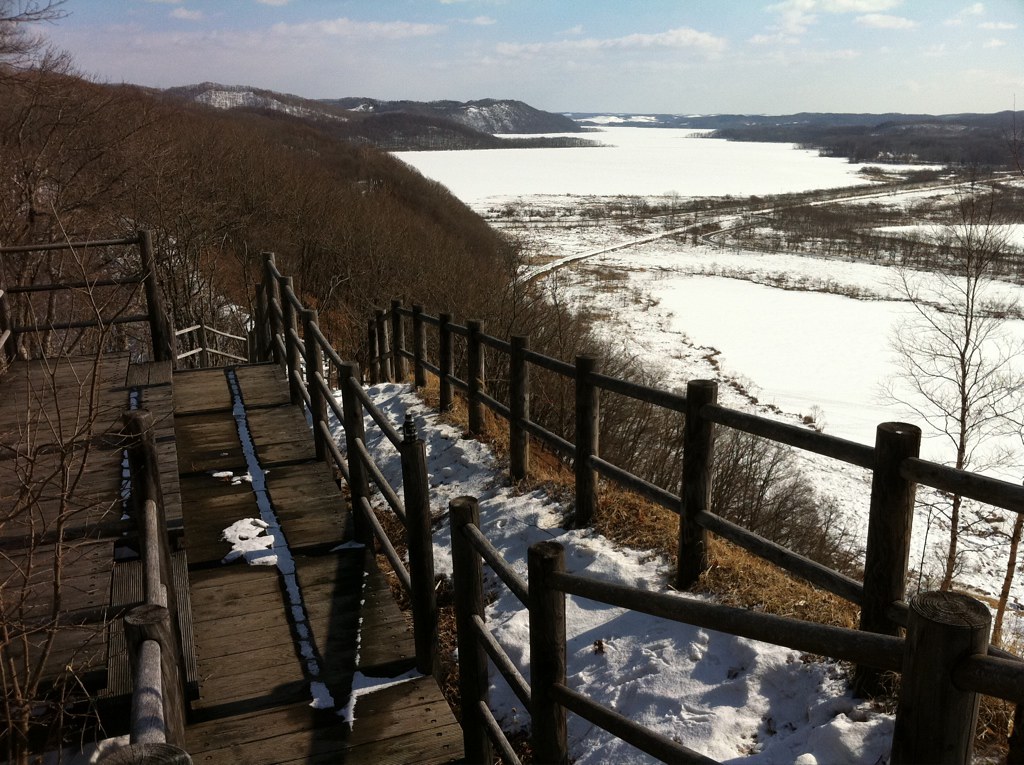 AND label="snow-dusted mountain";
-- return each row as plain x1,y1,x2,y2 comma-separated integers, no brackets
164,84,596,150
322,97,584,134
167,85,580,135
165,82,351,122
